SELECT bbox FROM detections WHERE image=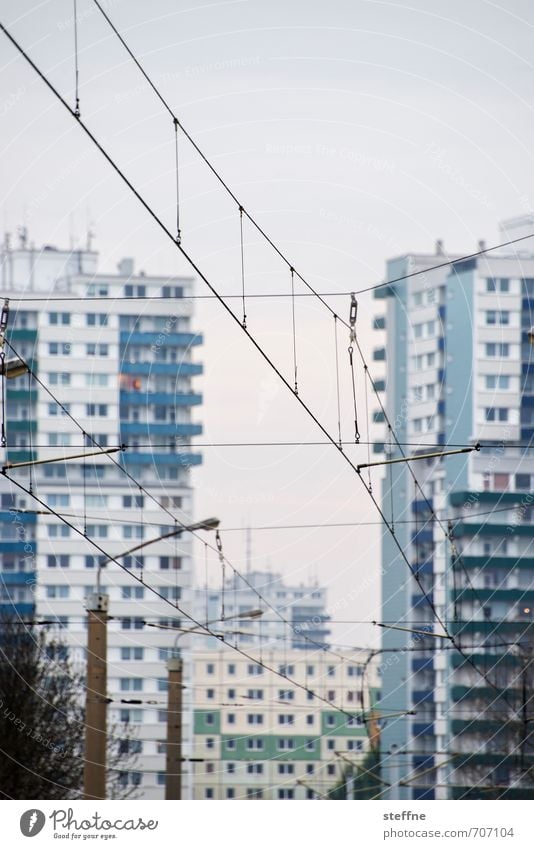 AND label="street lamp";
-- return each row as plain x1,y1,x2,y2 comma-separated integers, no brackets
84,517,220,800
97,516,220,591
0,357,28,379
